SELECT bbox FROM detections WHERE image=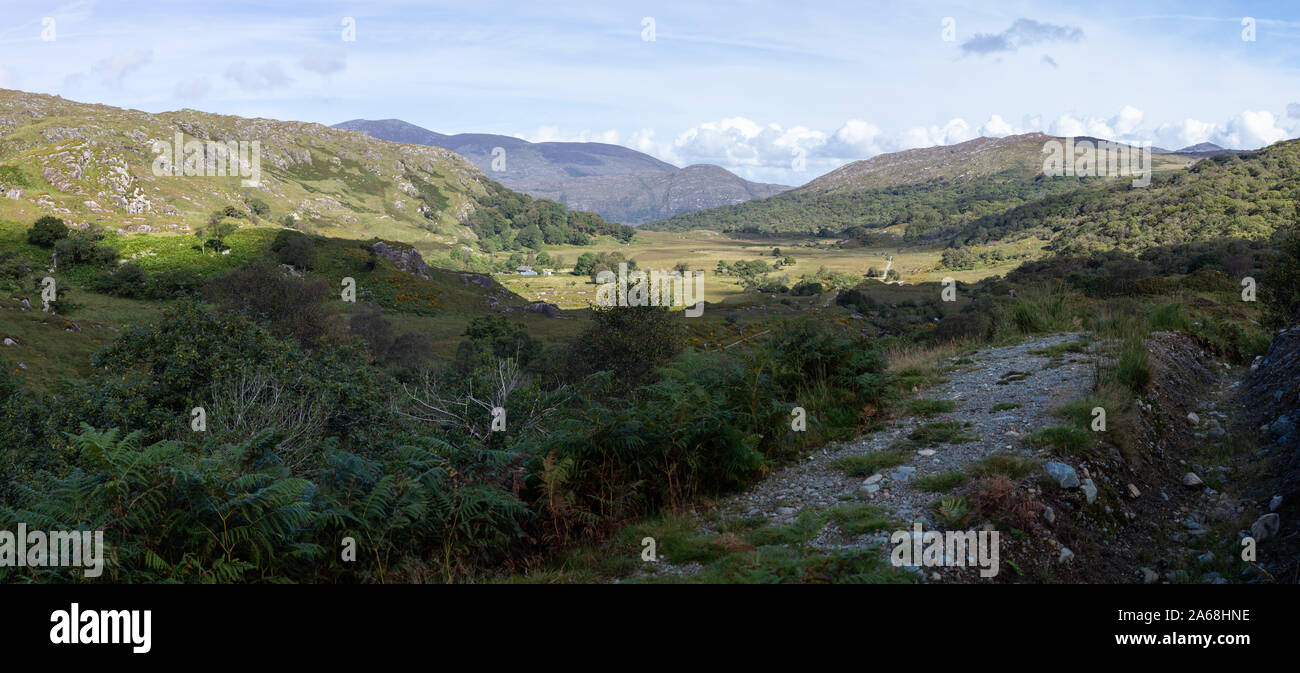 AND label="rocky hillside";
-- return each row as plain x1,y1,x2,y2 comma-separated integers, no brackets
334,118,789,224
1241,307,1300,578
799,133,1195,195
0,89,539,255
